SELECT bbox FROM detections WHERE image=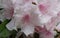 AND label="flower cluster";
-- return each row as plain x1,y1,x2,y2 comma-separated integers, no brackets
1,0,60,38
